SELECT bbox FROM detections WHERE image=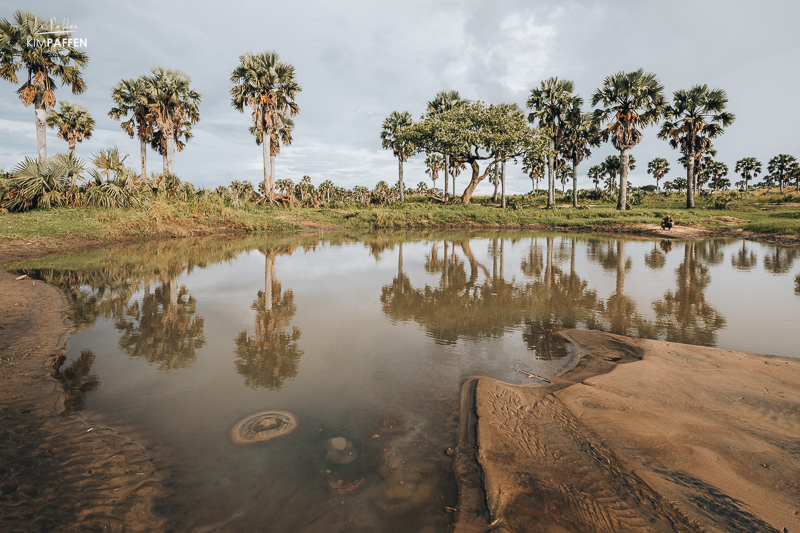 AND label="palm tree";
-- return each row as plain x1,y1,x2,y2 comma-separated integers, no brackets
561,99,599,207
0,11,89,162
231,51,300,201
588,164,604,190
704,161,729,191
658,85,734,208
426,90,464,199
527,77,576,208
522,148,545,193
425,153,444,190
767,154,797,192
592,69,665,210
380,111,414,202
734,157,762,191
601,155,636,192
142,67,200,176
45,101,94,156
256,110,294,191
110,76,154,179
647,157,670,190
